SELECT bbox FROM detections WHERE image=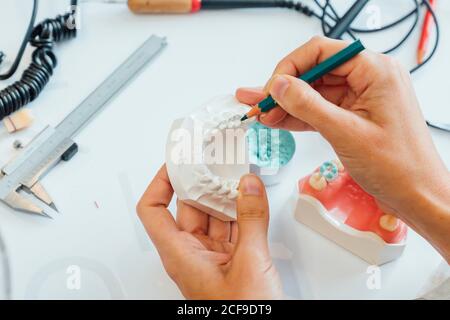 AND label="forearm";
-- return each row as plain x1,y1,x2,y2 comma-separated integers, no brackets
397,171,450,263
